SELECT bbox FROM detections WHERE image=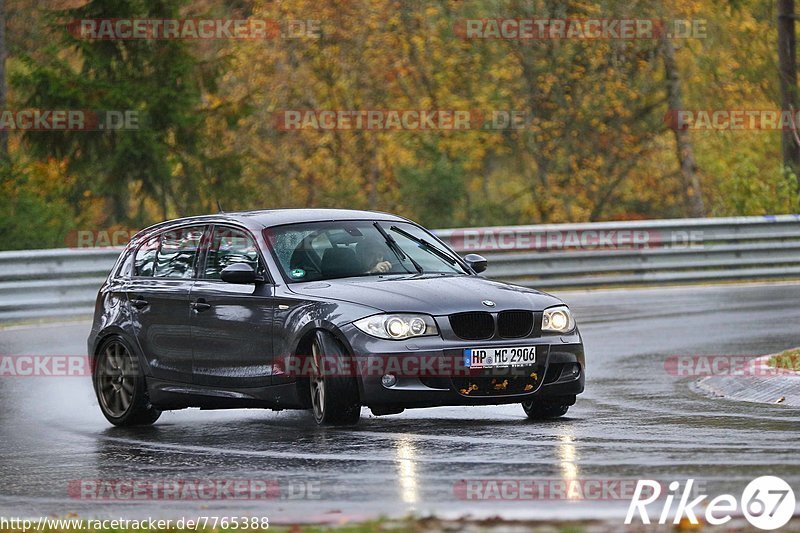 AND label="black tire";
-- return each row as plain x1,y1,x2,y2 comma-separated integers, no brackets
309,330,361,426
521,397,574,420
93,336,161,427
